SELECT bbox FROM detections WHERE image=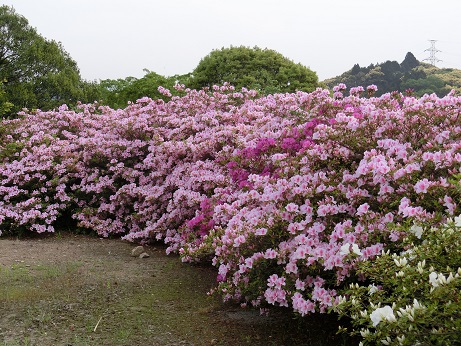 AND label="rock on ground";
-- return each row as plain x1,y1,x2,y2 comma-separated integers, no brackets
131,246,145,257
